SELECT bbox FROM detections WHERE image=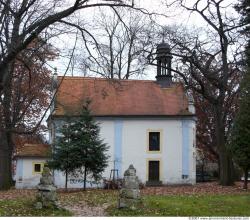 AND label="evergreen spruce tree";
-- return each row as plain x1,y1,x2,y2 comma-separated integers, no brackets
48,120,79,190
229,71,250,189
229,0,250,190
229,18,250,187
70,99,110,190
235,0,250,67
